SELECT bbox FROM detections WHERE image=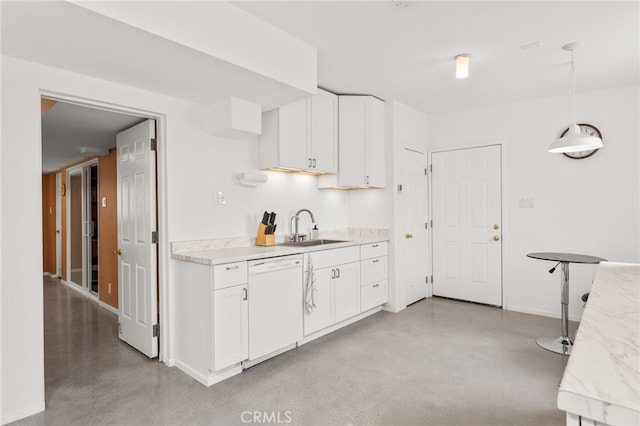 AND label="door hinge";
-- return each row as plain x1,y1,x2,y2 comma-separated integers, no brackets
430,275,433,284
153,323,160,337
152,231,158,244
150,138,157,151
